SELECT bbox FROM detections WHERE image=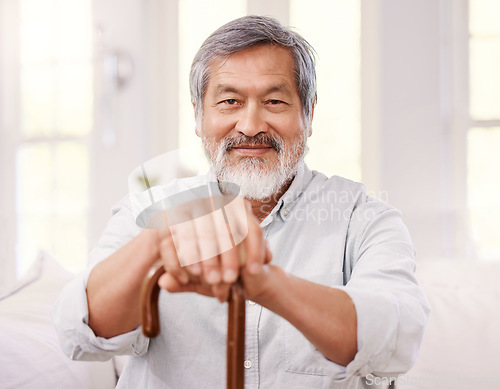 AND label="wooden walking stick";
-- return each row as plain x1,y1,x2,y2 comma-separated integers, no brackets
141,262,246,389
140,187,247,388
141,261,166,338
226,280,245,389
